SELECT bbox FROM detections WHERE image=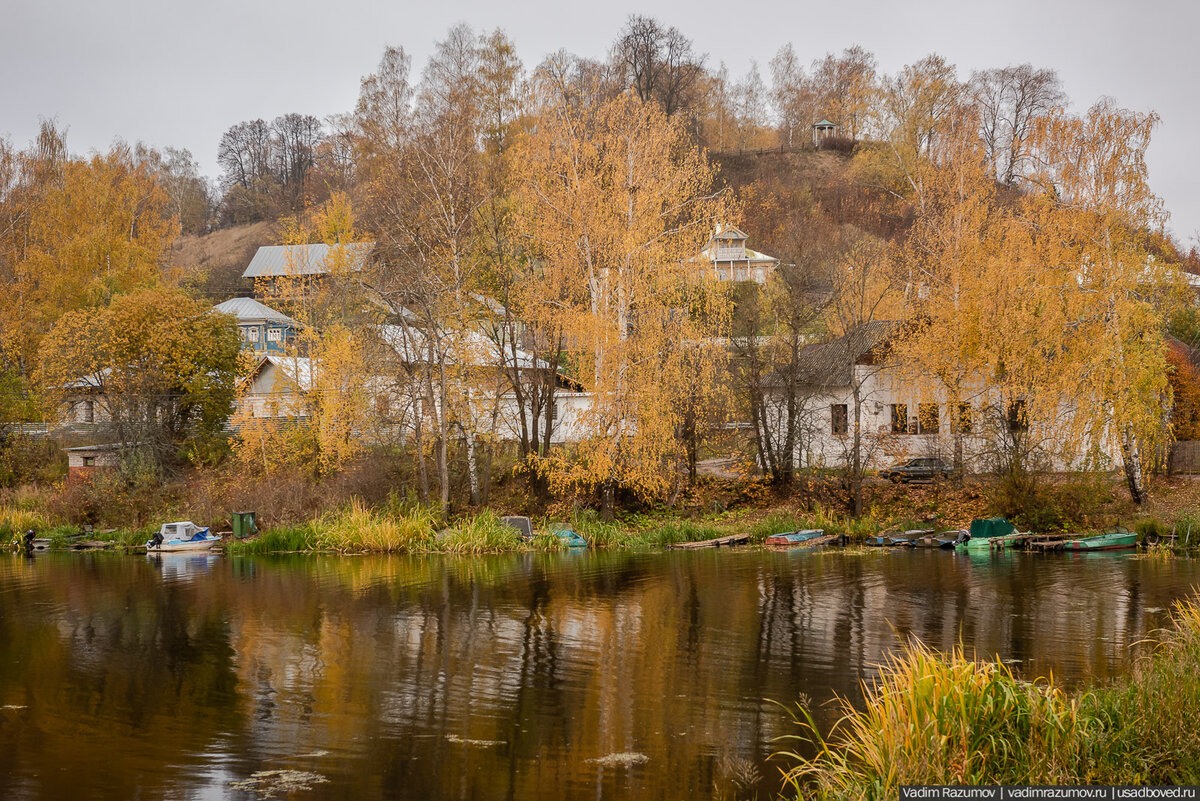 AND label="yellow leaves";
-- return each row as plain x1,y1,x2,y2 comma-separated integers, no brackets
516,90,734,502
3,146,178,368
